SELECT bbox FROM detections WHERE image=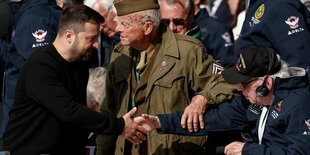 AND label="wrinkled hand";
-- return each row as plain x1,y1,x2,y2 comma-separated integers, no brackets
134,114,161,133
224,141,245,155
181,94,207,132
121,107,147,144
